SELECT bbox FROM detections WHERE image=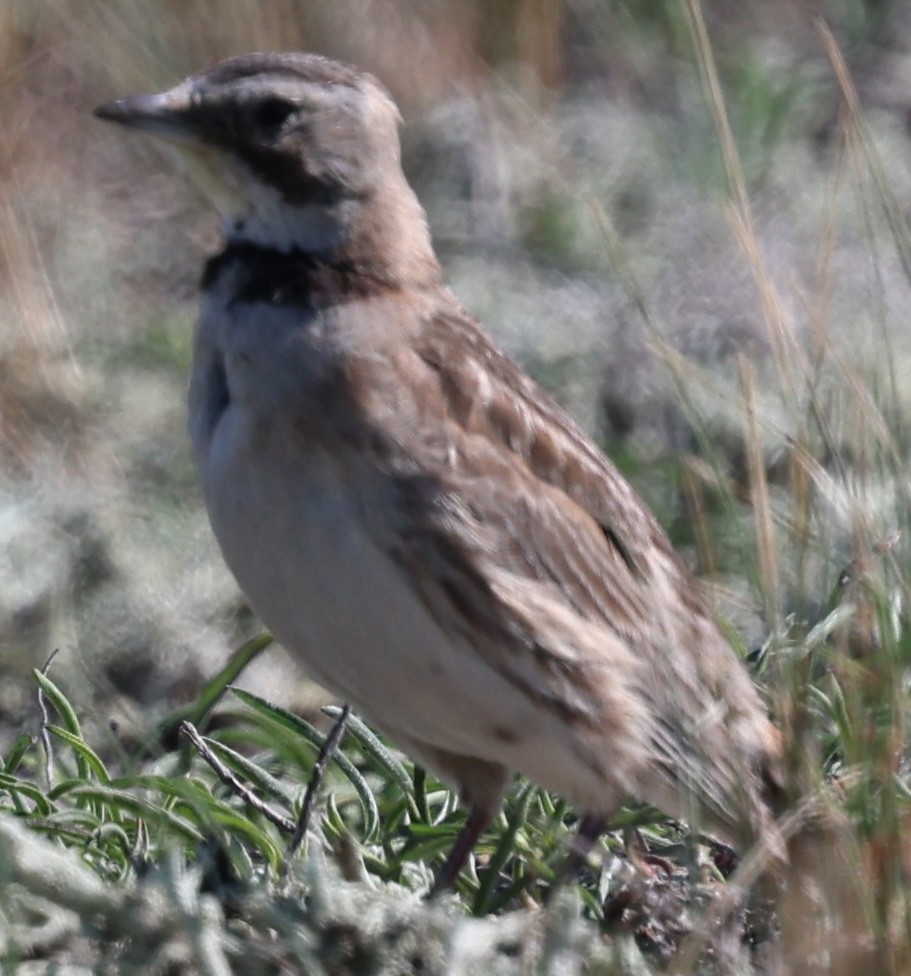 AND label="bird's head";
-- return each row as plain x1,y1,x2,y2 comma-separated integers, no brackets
95,53,436,278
